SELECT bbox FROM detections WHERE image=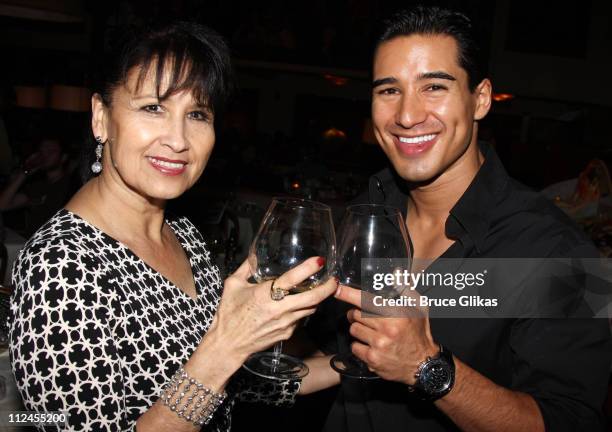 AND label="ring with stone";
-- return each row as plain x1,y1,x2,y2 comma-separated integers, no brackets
270,279,286,301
